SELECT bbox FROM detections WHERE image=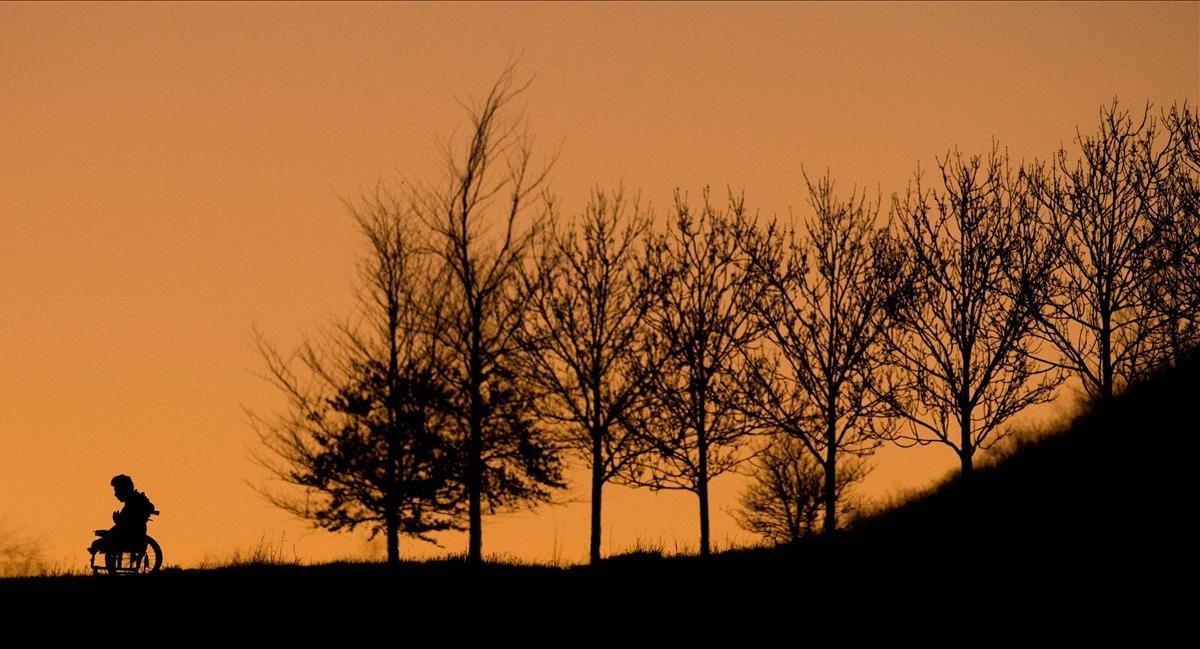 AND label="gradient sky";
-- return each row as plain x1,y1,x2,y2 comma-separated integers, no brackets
2,1,1197,568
